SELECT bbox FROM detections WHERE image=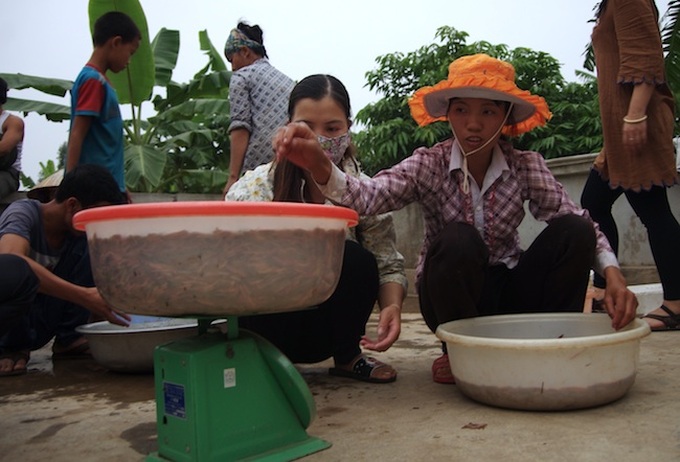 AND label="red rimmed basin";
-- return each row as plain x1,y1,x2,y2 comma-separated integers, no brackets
74,202,358,317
